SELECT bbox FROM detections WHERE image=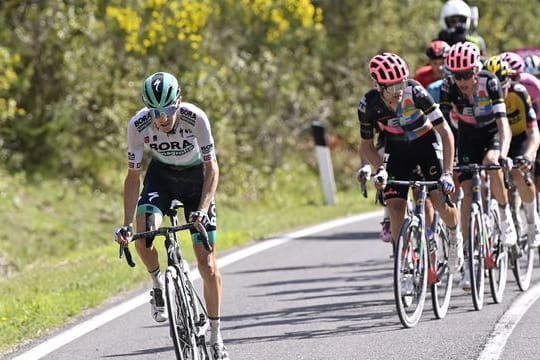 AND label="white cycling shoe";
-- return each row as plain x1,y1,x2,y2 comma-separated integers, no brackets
448,231,464,274
150,288,168,323
210,342,230,360
527,221,540,247
501,218,517,246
